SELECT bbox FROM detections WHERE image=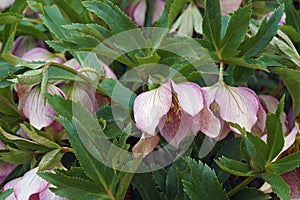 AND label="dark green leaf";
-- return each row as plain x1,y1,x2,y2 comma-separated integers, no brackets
215,157,254,177
220,5,252,58
225,57,267,71
270,67,300,118
49,187,105,200
239,5,284,58
266,97,285,162
260,173,290,200
132,173,161,200
284,0,300,32
45,94,73,121
203,0,221,50
280,25,300,43
268,151,300,174
231,187,270,200
182,157,228,200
